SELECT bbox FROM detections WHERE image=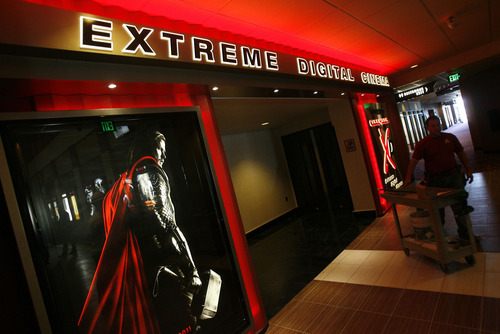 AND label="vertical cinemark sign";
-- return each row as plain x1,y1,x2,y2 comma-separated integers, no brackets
365,105,403,190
